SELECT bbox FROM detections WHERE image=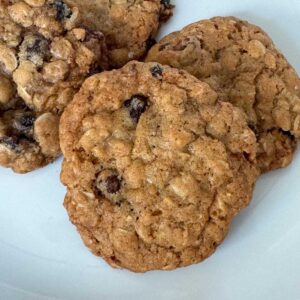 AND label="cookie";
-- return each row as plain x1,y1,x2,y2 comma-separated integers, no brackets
0,96,60,173
67,0,173,68
60,61,258,272
0,0,108,172
146,17,300,173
